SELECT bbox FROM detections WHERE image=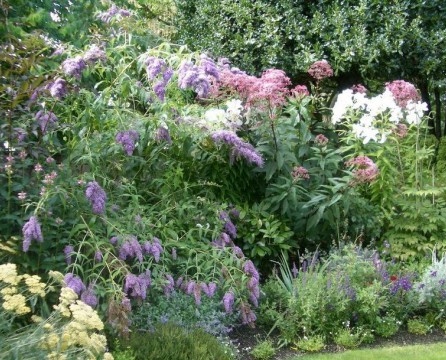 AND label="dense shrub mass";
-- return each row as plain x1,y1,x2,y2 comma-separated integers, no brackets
2,1,446,358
